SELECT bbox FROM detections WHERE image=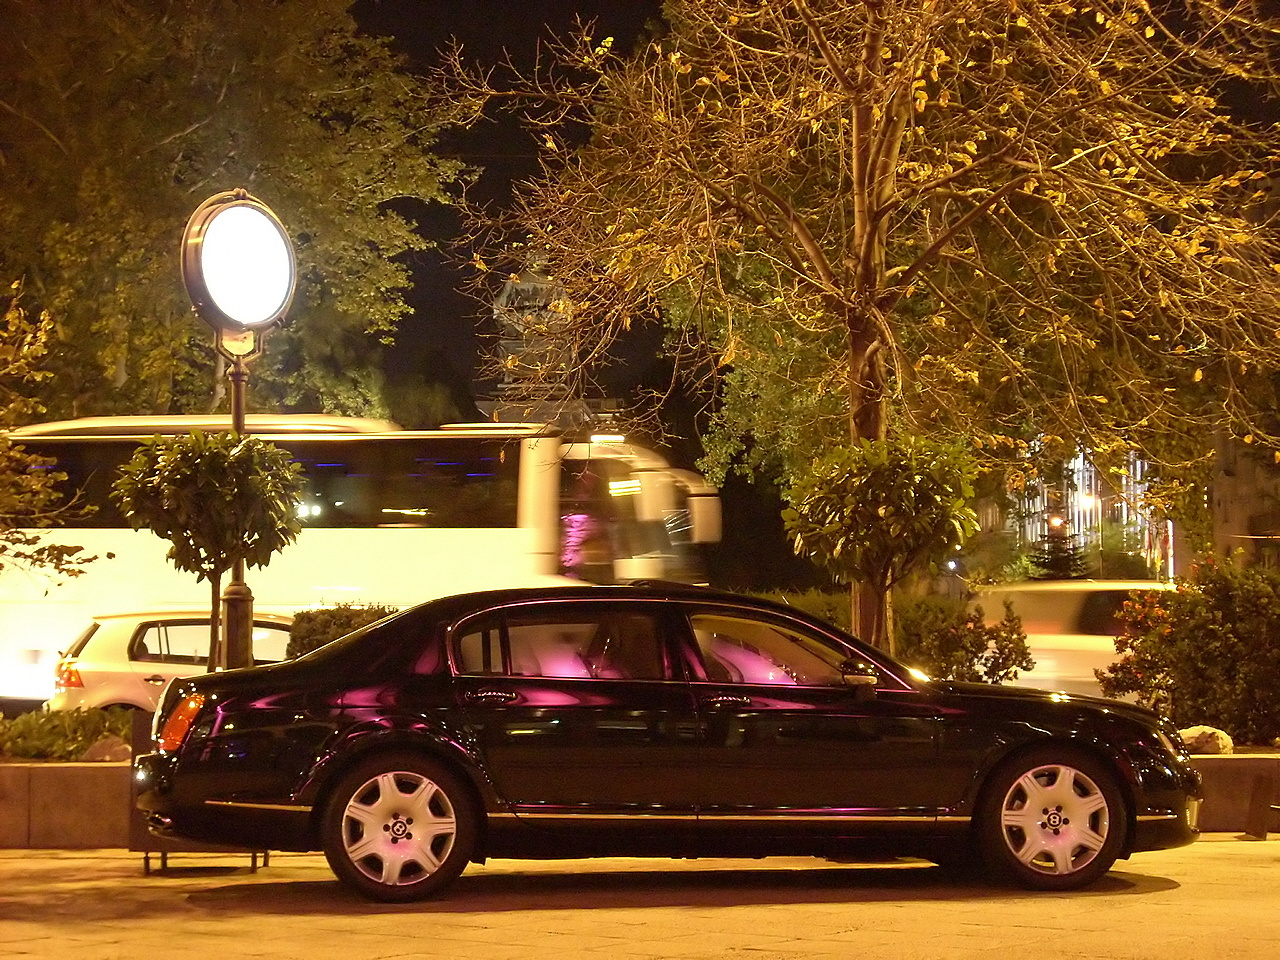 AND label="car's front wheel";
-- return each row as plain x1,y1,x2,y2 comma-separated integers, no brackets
321,753,476,902
978,746,1127,891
